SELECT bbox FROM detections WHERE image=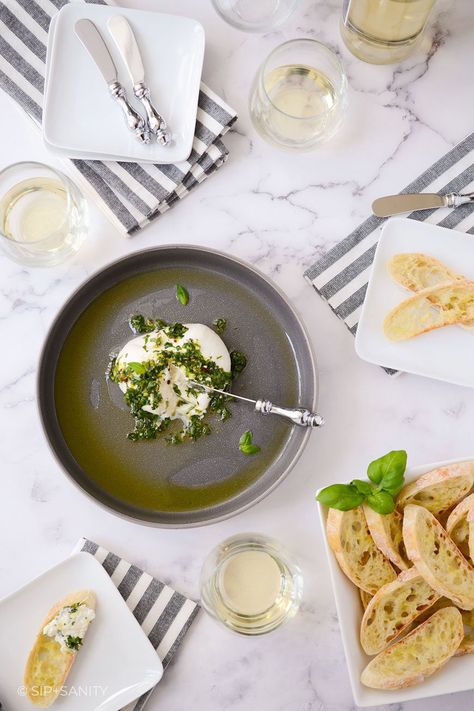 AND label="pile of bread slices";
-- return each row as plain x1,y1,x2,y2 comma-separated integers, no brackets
326,461,474,690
